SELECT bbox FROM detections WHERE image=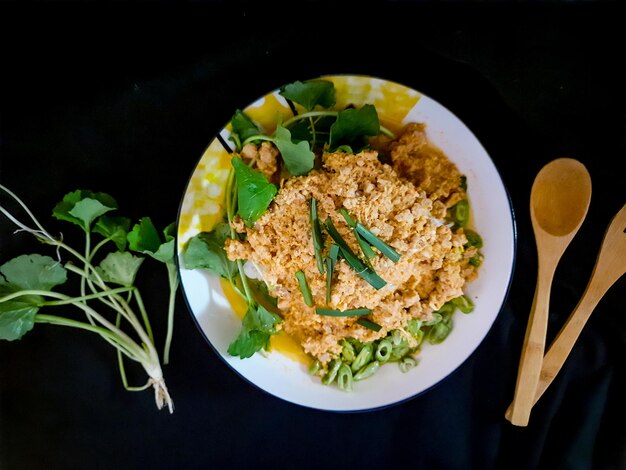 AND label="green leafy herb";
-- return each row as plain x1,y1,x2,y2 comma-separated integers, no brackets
227,304,281,359
93,215,131,251
127,218,178,364
0,304,38,341
0,254,67,292
230,109,262,144
279,79,336,111
329,104,380,148
53,190,118,231
231,157,277,226
182,223,237,281
272,125,315,176
95,251,144,287
315,307,371,317
127,217,162,255
0,185,177,411
295,270,314,307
